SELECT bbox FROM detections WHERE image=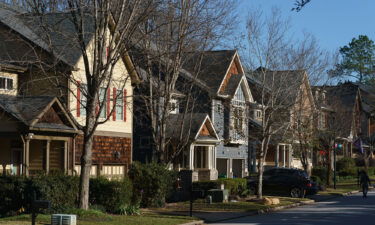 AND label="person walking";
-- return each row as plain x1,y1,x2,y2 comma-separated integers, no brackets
359,170,371,198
